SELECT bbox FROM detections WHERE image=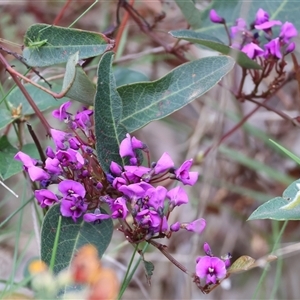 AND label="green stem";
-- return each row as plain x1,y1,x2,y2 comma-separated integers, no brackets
251,220,288,299
49,215,62,272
